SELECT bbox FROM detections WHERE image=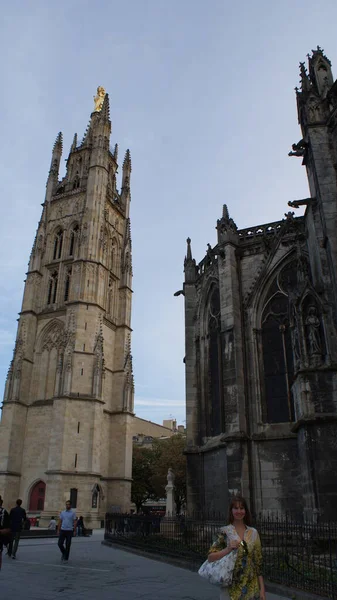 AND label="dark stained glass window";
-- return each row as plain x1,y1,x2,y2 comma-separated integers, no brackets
262,290,295,423
208,287,224,435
